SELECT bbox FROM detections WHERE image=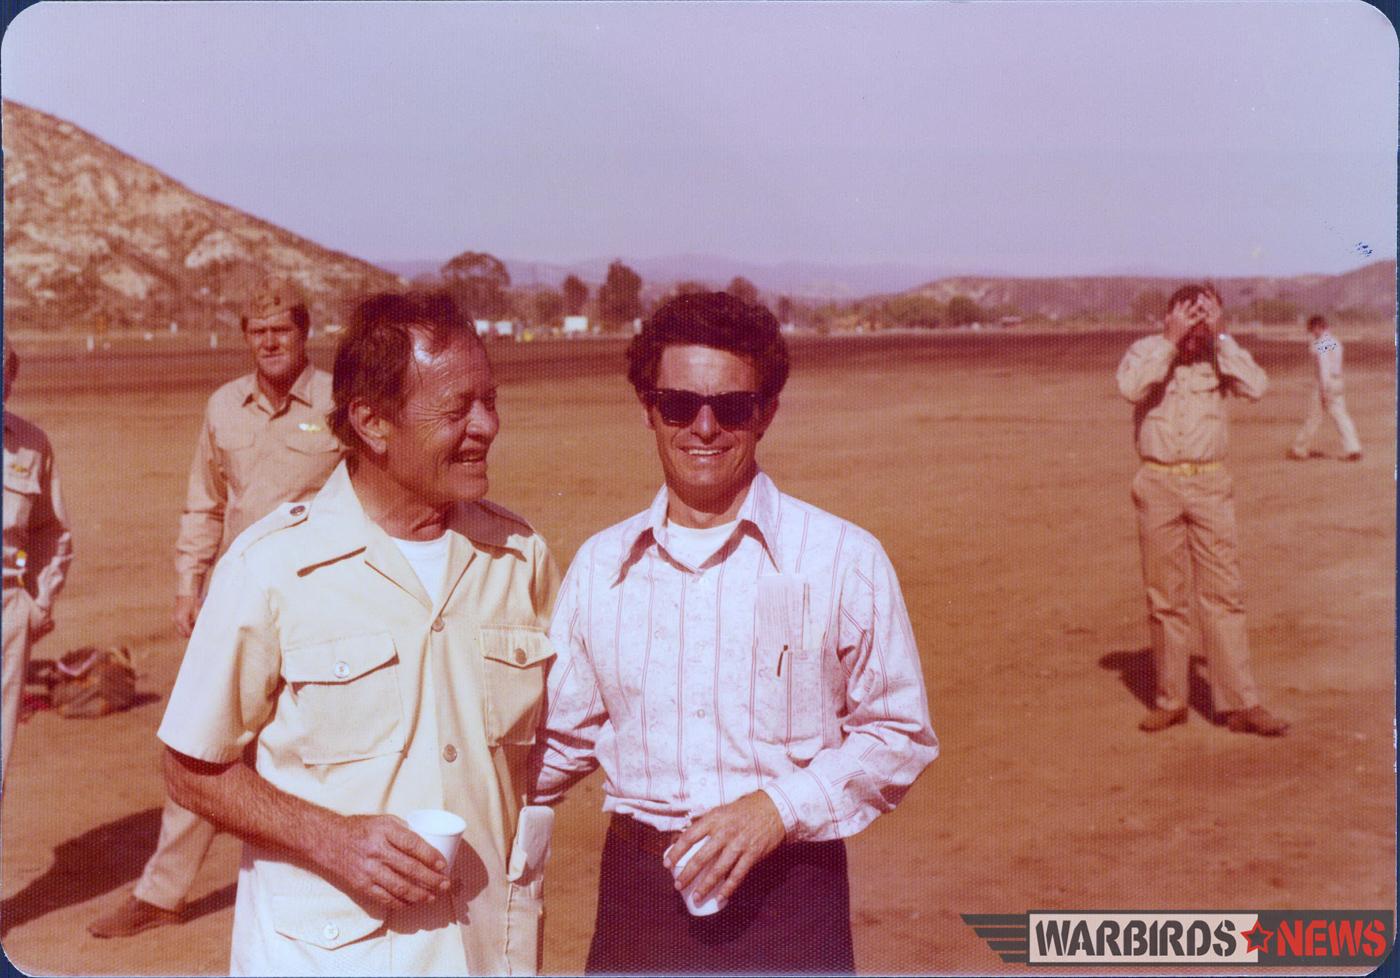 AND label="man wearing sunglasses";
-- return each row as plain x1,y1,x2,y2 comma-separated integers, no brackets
531,291,937,974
